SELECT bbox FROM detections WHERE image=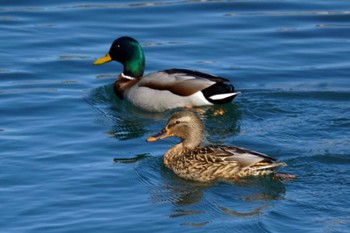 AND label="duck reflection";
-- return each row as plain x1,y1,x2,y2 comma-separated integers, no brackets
85,84,164,140
161,173,286,226
124,156,286,227
86,84,241,141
